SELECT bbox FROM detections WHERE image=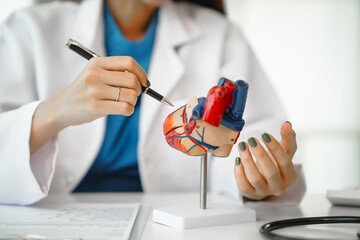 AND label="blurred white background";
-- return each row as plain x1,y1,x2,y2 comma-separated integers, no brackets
1,0,359,194
0,0,31,21
226,0,360,194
